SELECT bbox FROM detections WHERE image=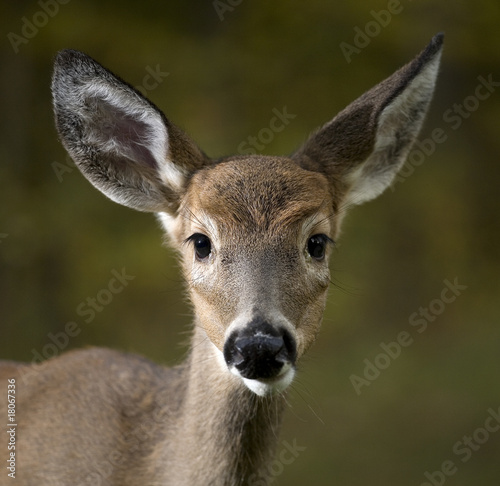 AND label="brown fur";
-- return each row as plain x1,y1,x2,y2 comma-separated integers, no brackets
0,34,443,485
